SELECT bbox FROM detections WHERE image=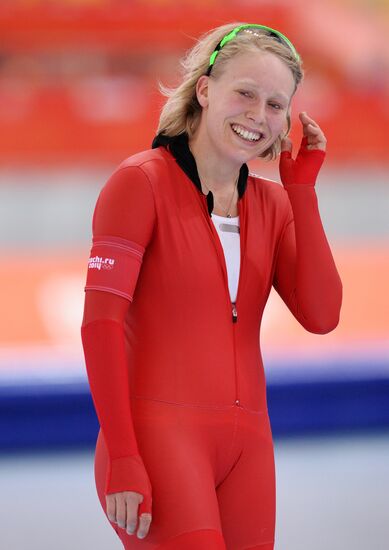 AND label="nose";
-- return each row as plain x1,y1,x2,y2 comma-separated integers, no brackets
246,100,266,125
